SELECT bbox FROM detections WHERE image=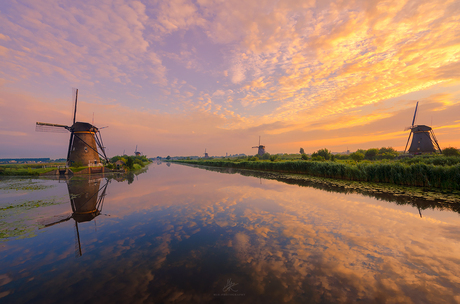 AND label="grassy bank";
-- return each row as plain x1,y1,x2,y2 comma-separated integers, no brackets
173,159,460,190
0,163,65,176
